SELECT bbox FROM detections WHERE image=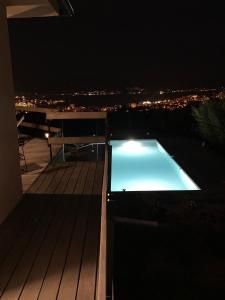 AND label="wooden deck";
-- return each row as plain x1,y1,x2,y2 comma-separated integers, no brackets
20,138,61,193
0,160,104,300
28,160,104,195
